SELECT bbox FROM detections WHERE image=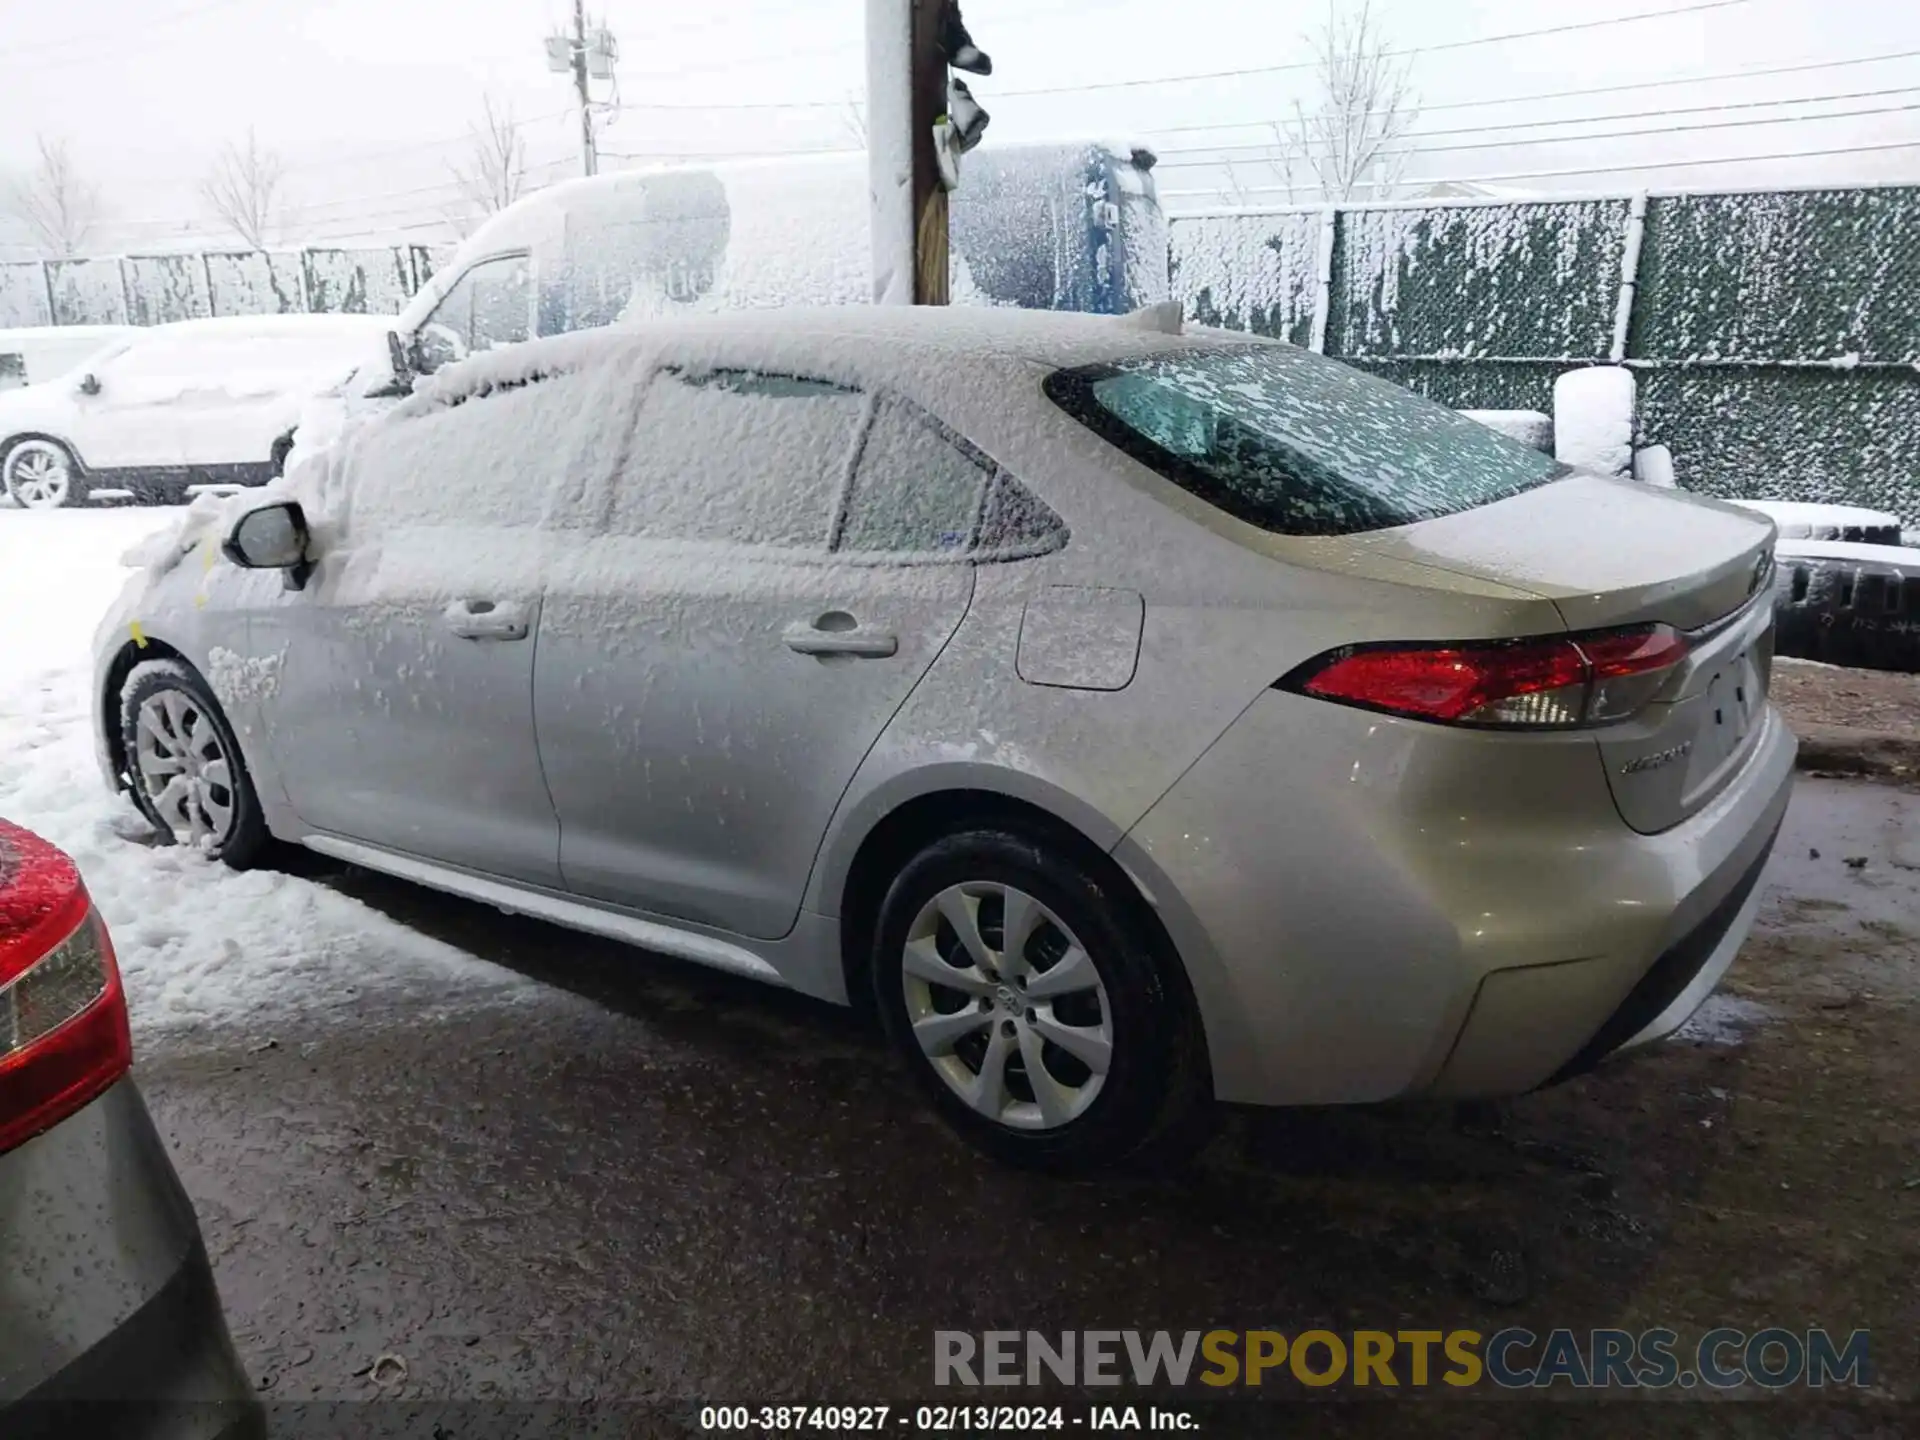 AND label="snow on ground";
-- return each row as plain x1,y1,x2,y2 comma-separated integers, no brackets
0,507,531,1041
1675,993,1773,1046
